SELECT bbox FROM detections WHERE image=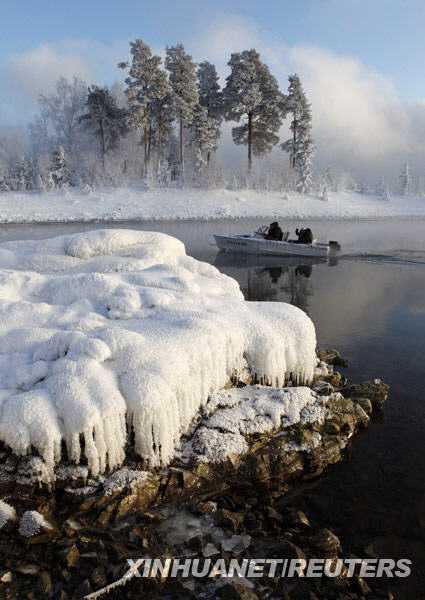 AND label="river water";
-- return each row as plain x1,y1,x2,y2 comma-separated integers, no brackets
1,218,425,598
